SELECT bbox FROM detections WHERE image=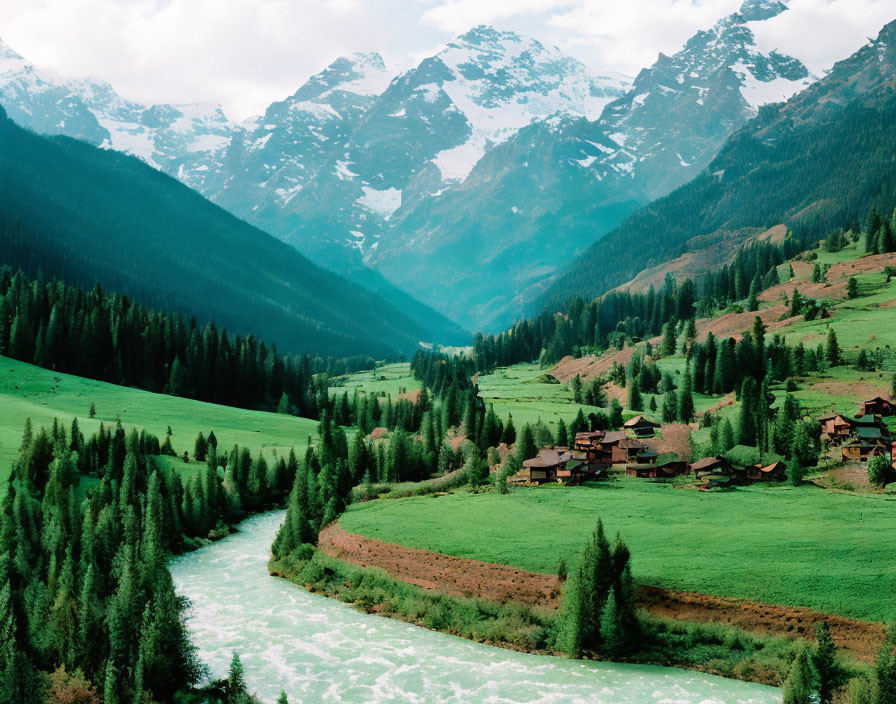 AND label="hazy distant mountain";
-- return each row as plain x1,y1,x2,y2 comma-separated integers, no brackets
539,17,896,313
